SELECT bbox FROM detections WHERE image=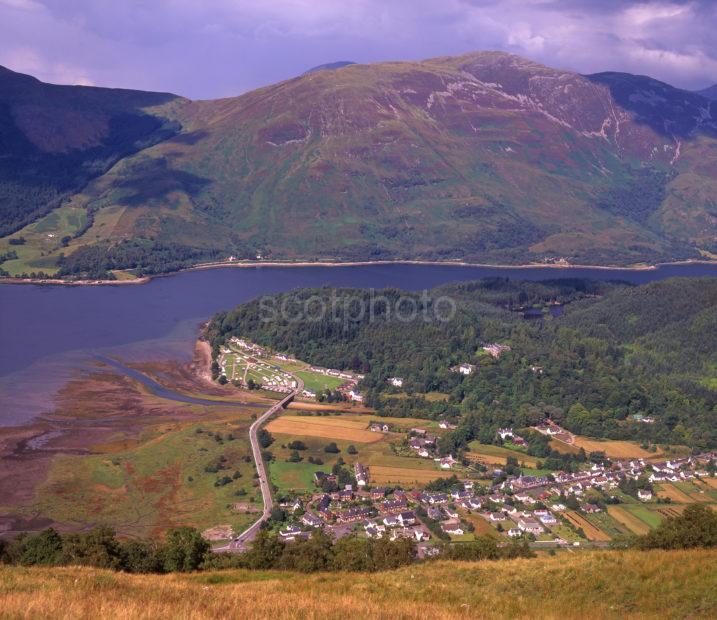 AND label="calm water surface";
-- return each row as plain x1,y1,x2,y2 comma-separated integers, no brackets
1,262,716,425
